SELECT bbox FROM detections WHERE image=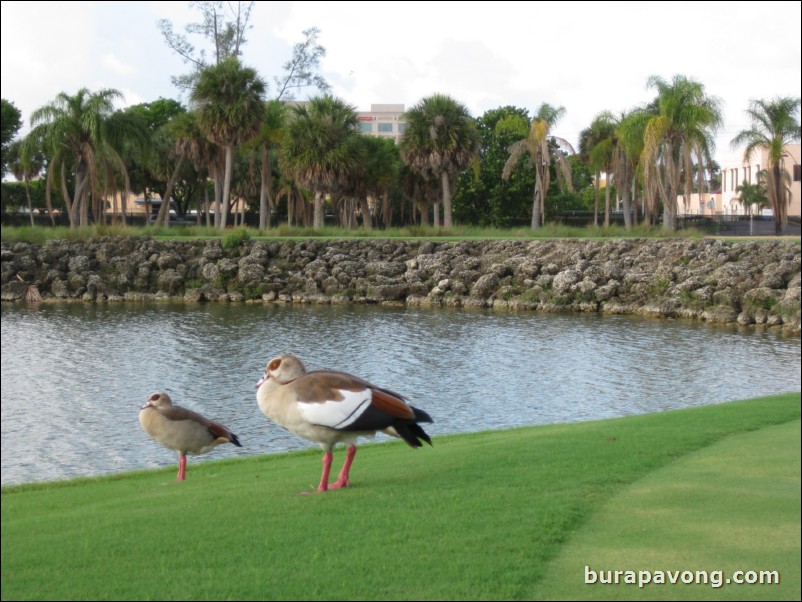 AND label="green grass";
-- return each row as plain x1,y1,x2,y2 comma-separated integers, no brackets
1,222,714,244
532,419,800,601
2,393,799,600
